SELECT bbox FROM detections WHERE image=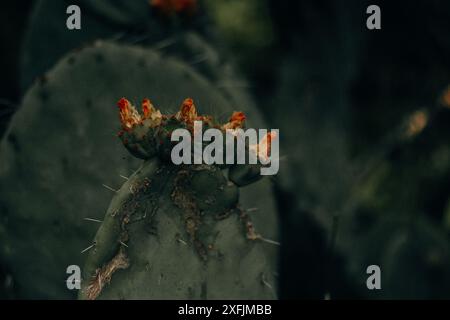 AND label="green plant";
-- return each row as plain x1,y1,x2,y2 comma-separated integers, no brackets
20,0,212,92
79,98,278,299
0,40,278,299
